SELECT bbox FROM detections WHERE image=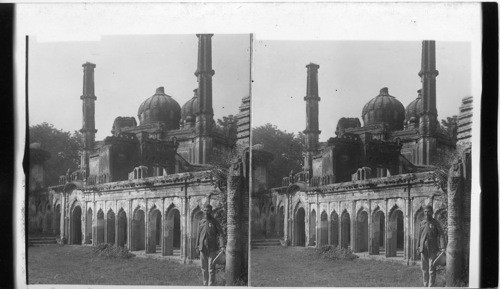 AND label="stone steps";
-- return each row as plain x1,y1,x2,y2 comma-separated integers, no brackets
251,238,281,249
28,236,58,246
